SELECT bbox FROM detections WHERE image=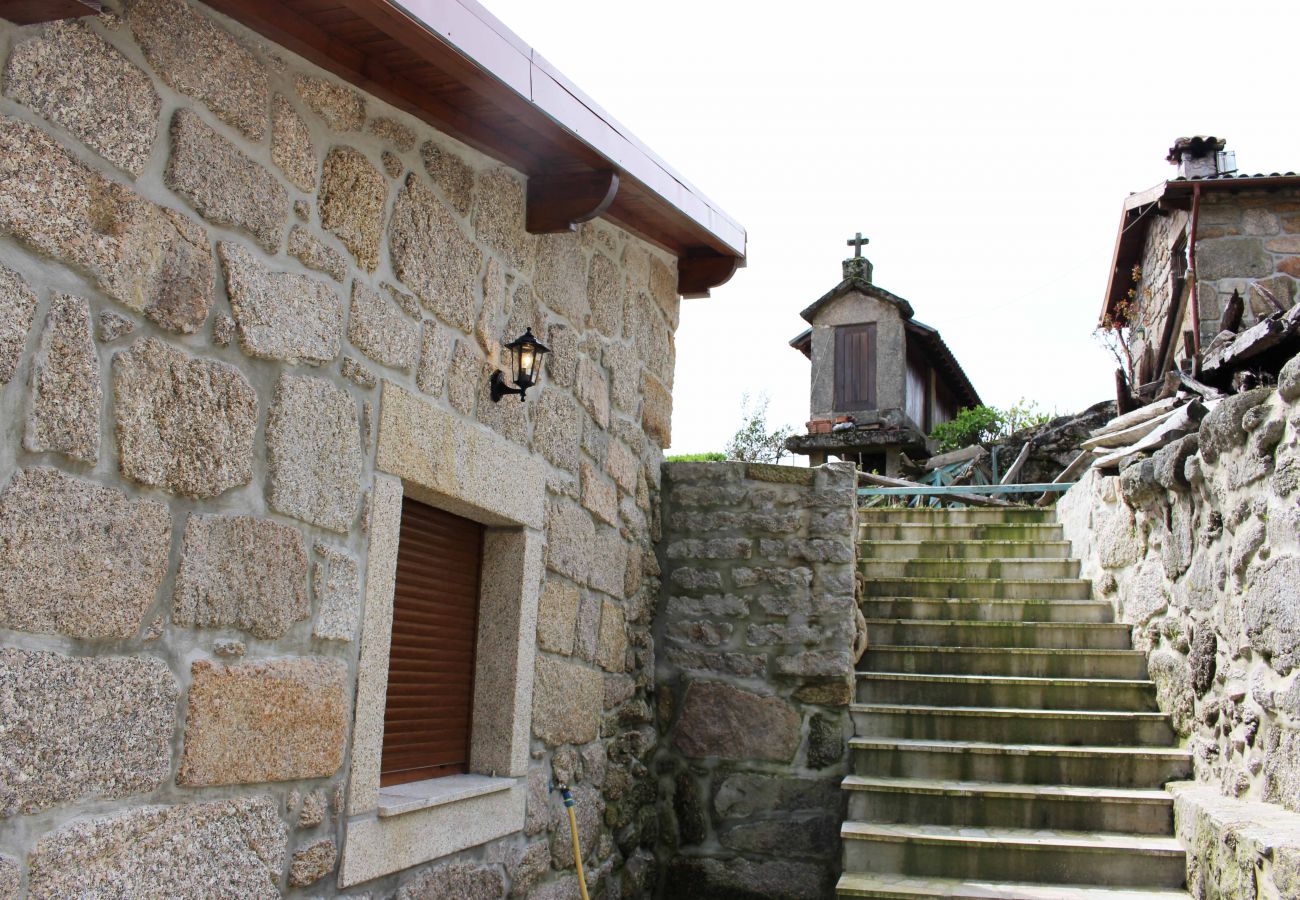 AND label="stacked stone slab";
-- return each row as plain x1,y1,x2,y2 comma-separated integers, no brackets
839,506,1192,899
